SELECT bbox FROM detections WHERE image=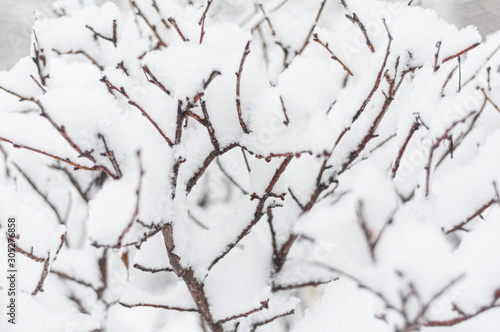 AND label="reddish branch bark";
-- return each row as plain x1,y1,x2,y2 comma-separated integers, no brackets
236,41,251,134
